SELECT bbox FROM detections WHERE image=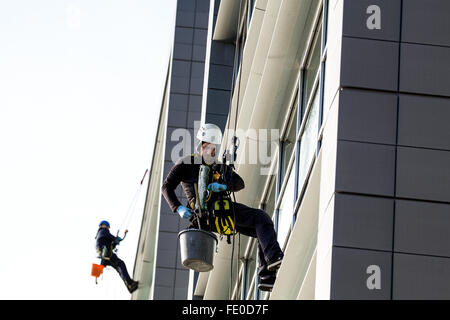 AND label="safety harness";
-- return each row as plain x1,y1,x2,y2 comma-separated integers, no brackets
189,154,237,243
96,229,128,261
